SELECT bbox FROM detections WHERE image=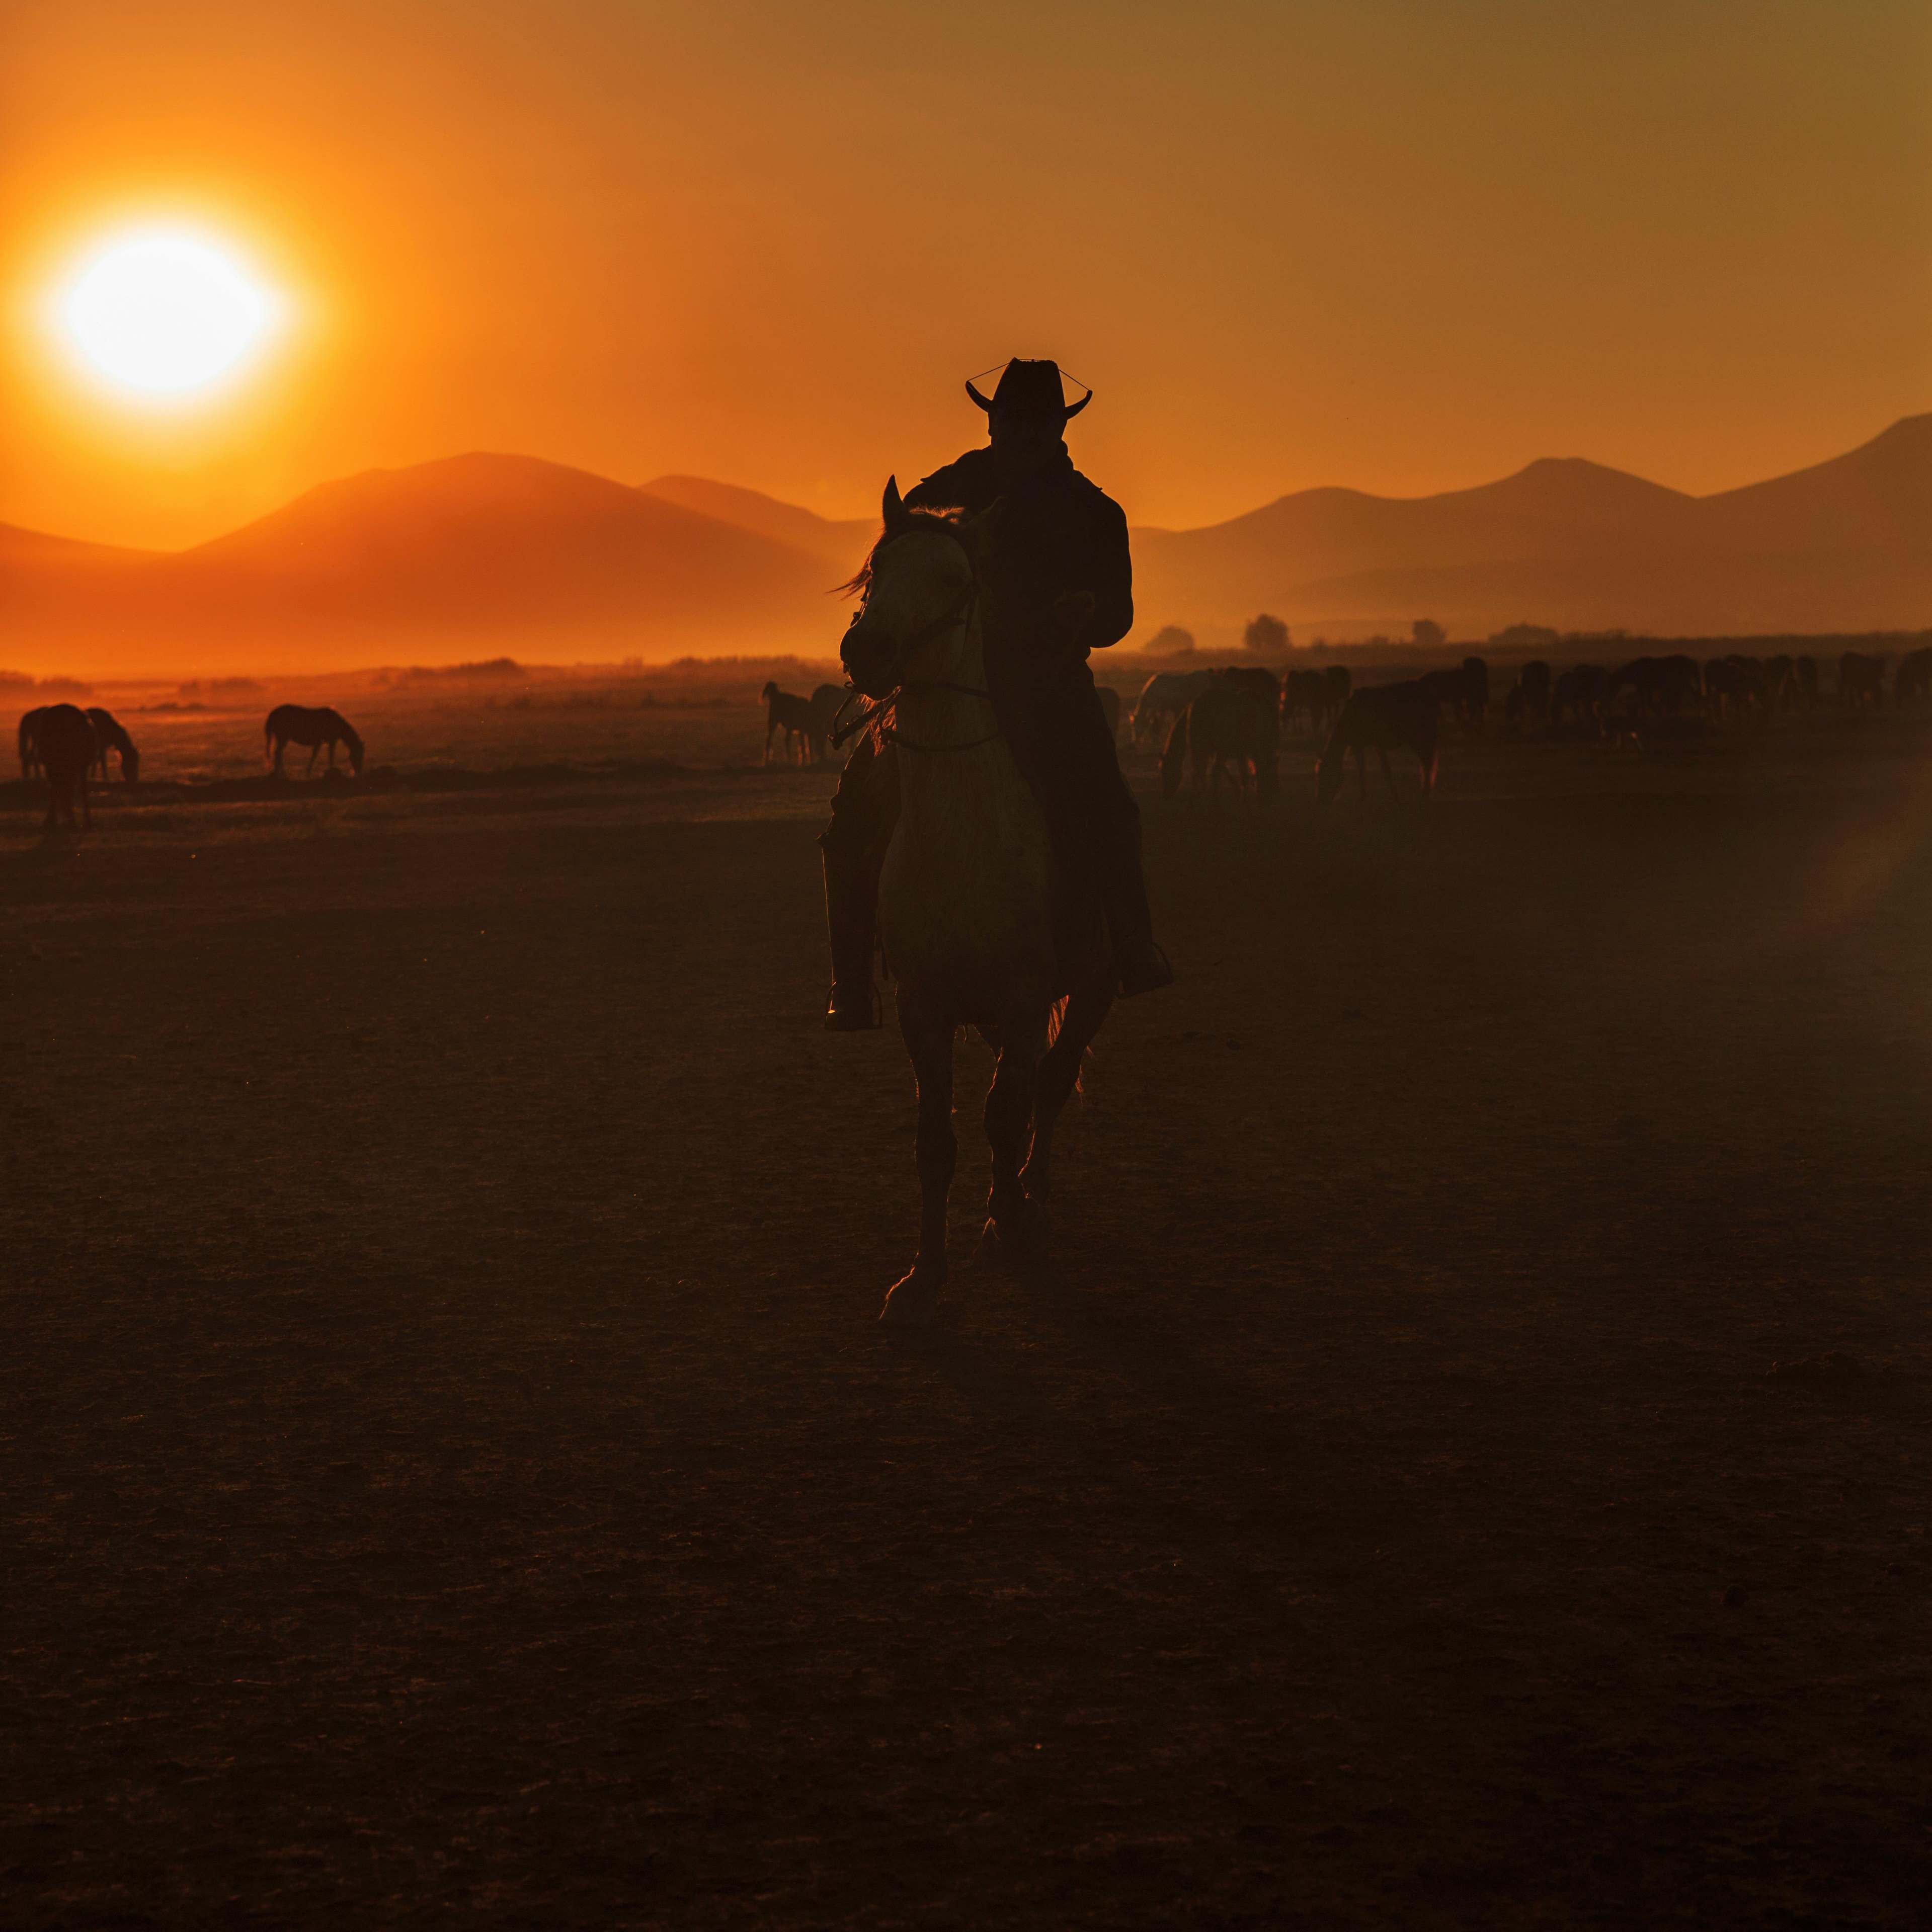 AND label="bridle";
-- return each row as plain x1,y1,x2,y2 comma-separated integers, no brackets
829,539,1000,755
